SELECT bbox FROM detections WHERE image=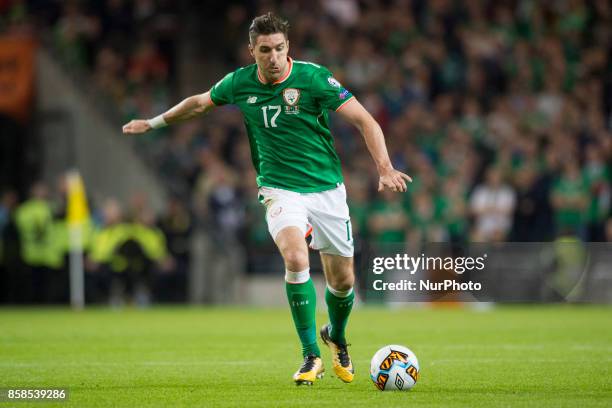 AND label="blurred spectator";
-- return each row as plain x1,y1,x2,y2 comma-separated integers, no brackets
368,189,409,245
127,40,168,85
470,167,516,242
436,176,468,244
0,190,19,303
409,192,447,243
551,160,589,238
93,46,126,103
86,198,123,303
86,198,172,306
583,144,611,240
322,0,360,28
0,190,18,238
127,208,173,305
157,196,192,301
192,148,245,241
14,182,65,303
606,218,612,242
346,175,371,242
511,165,554,241
54,1,100,68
